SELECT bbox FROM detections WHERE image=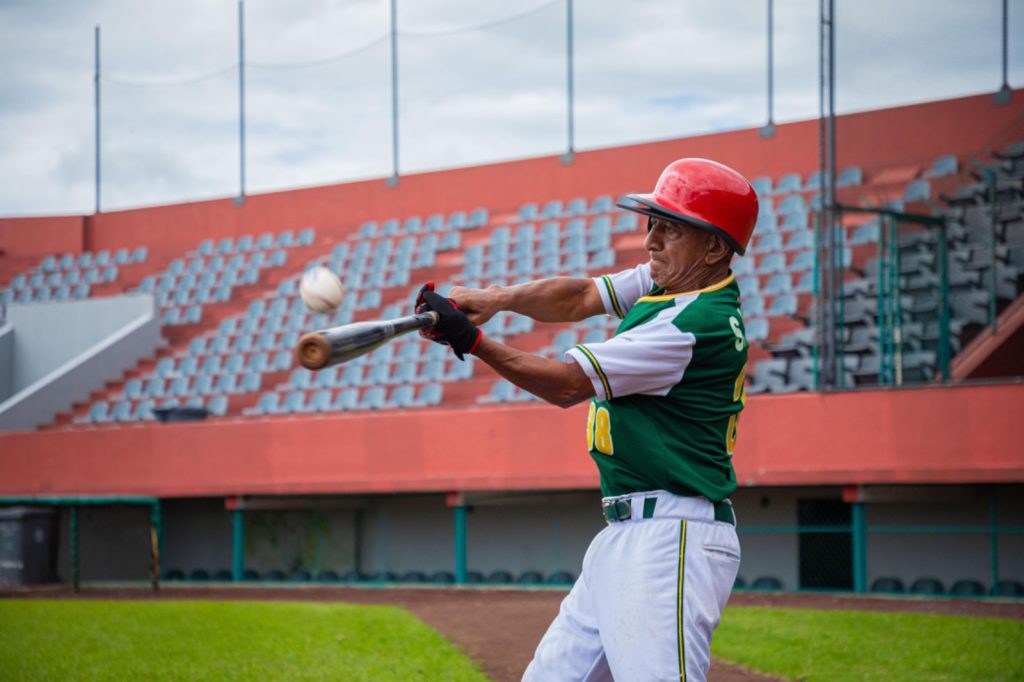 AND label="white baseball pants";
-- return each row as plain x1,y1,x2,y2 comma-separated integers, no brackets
523,491,740,682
